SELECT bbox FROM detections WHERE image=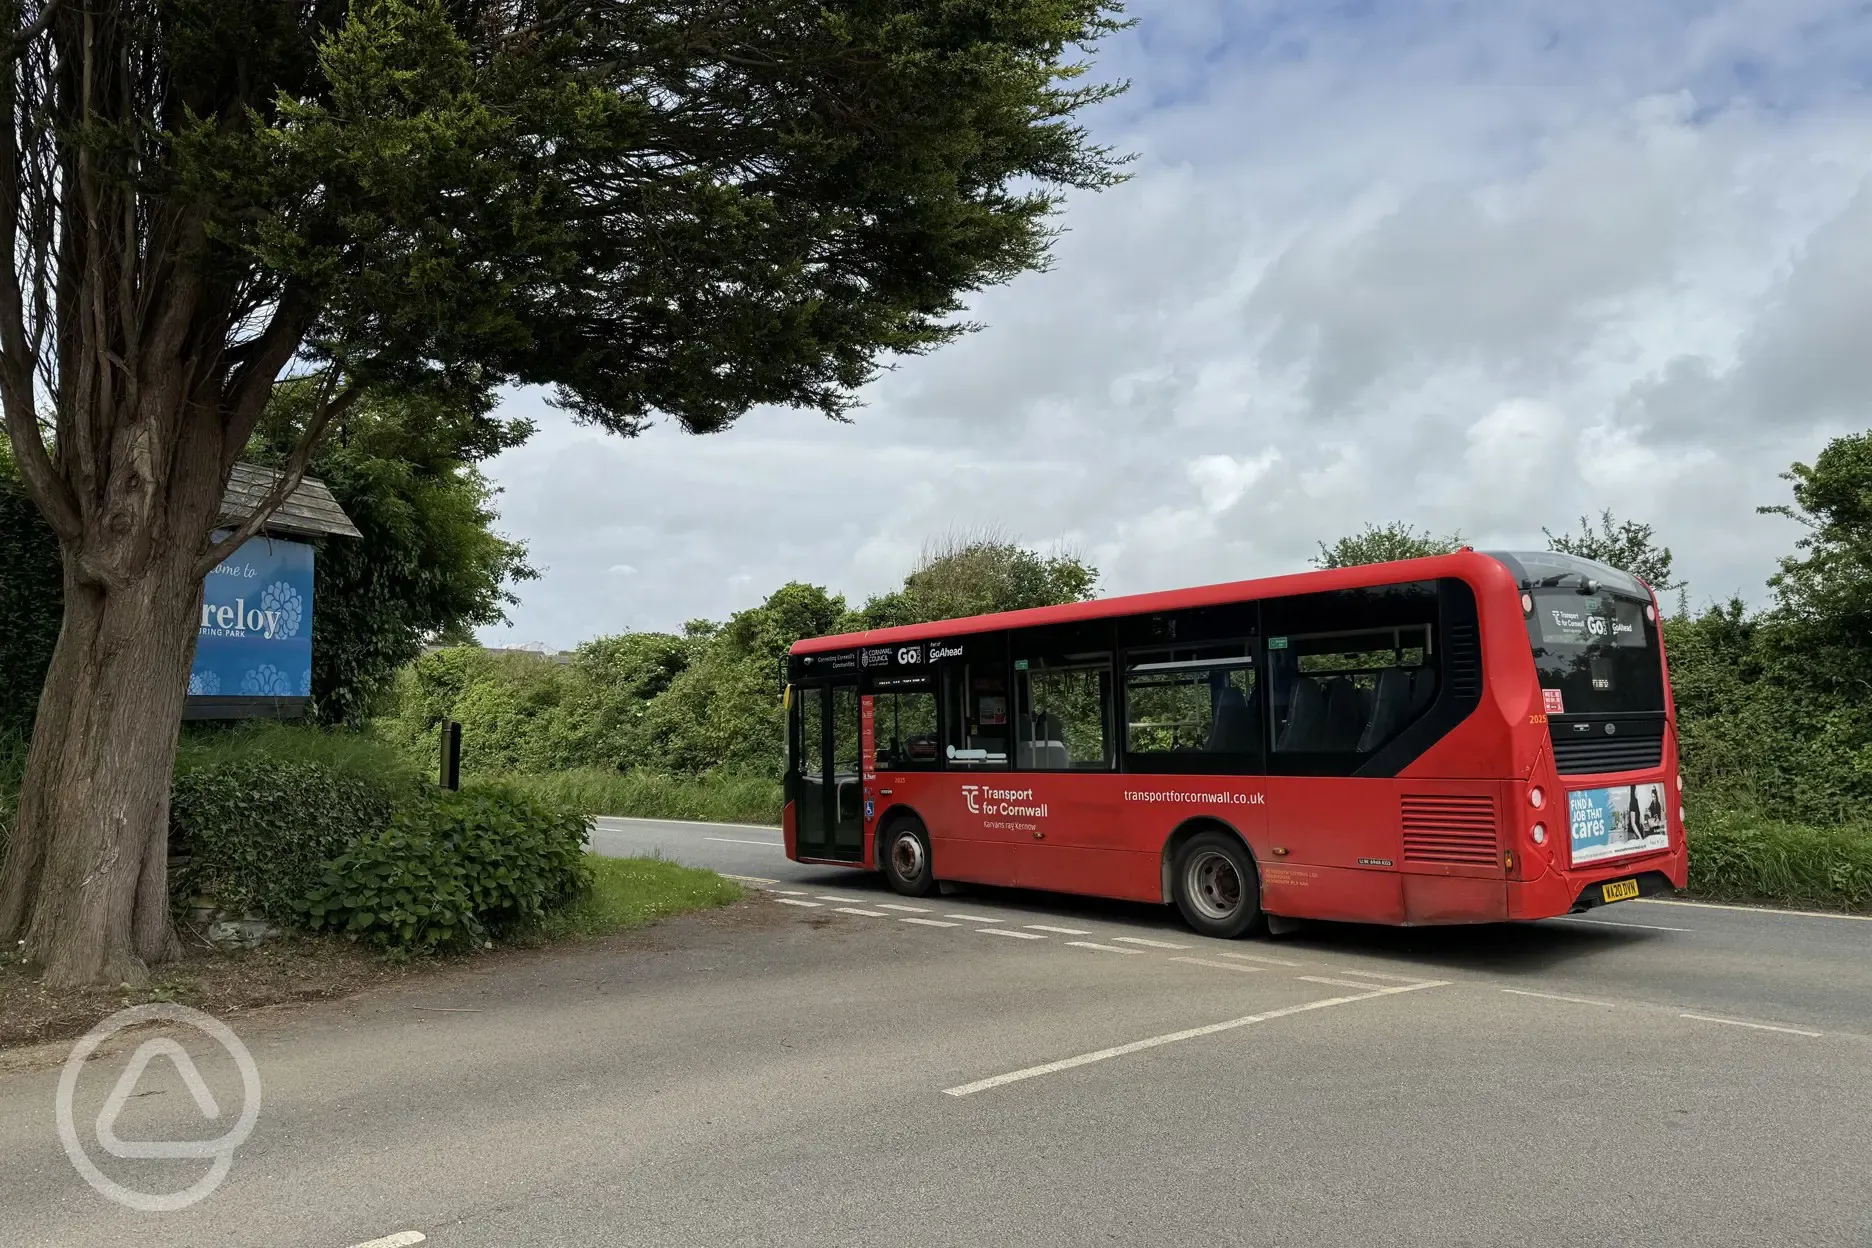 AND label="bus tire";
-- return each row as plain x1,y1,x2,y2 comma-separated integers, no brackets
1172,831,1264,939
881,816,937,897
